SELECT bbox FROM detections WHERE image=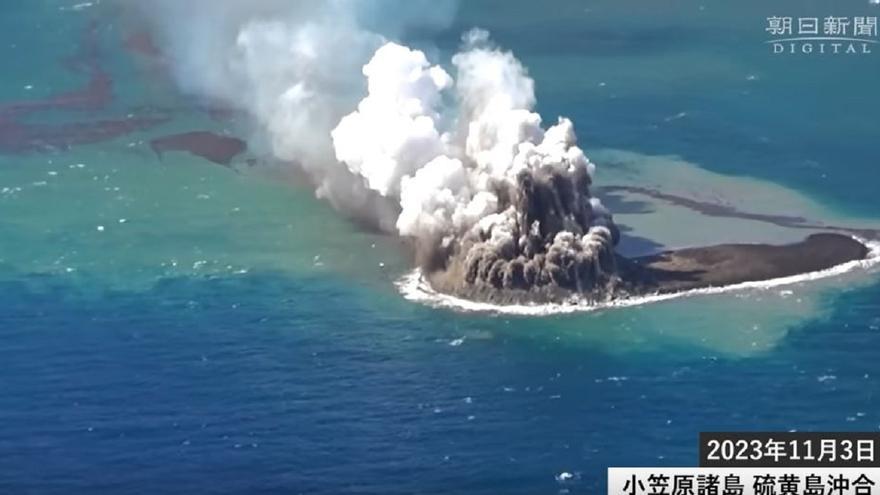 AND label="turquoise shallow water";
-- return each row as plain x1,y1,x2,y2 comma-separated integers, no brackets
1,1,879,493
